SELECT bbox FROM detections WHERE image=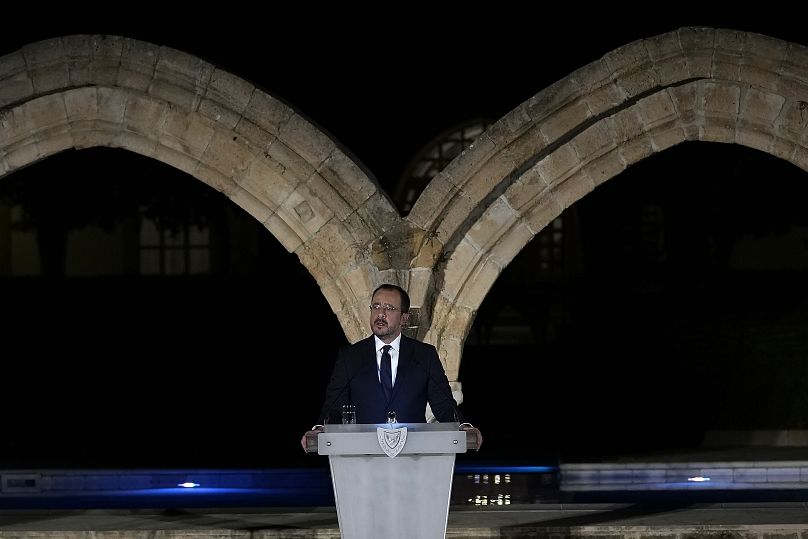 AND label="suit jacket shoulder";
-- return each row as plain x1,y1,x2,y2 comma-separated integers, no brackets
341,335,375,358
400,334,436,352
